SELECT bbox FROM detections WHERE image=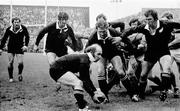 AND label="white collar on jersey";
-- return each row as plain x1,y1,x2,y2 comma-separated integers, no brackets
97,29,111,40
145,20,160,31
10,25,22,34
56,20,68,29
87,52,95,62
56,21,68,33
